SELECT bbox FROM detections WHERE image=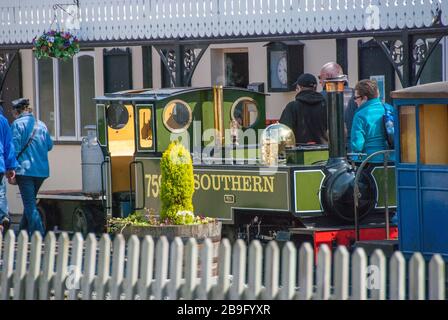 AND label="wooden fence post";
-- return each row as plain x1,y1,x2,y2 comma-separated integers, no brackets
95,234,111,300
351,248,367,300
81,233,97,300
68,233,84,300
54,232,70,300
429,254,445,300
168,237,183,300
333,246,349,300
13,231,28,300
409,252,425,300
182,238,198,300
198,238,213,300
263,241,279,300
0,230,15,300
212,238,231,300
315,244,331,300
280,242,297,300
229,240,246,300
153,236,169,300
124,235,140,300
39,232,56,300
298,243,313,300
26,232,43,300
110,234,125,300
246,240,262,300
138,236,154,300
389,251,406,300
370,249,386,300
